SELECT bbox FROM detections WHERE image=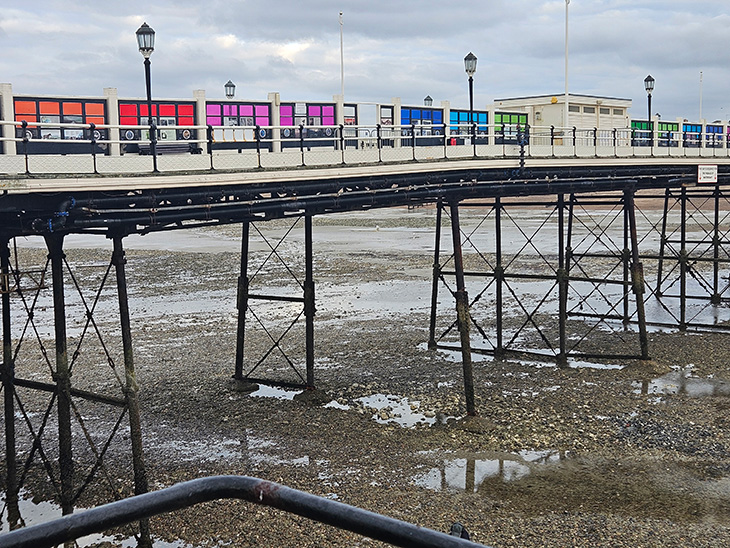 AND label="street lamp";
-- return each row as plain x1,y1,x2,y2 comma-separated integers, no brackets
136,22,157,171
423,95,433,107
464,52,477,145
644,74,654,121
225,80,236,99
644,74,655,147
